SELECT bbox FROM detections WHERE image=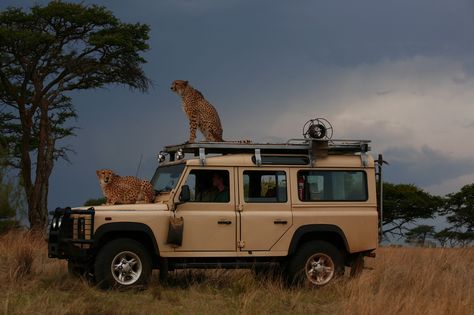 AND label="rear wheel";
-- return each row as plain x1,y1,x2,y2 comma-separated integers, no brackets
94,238,152,290
286,240,344,287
